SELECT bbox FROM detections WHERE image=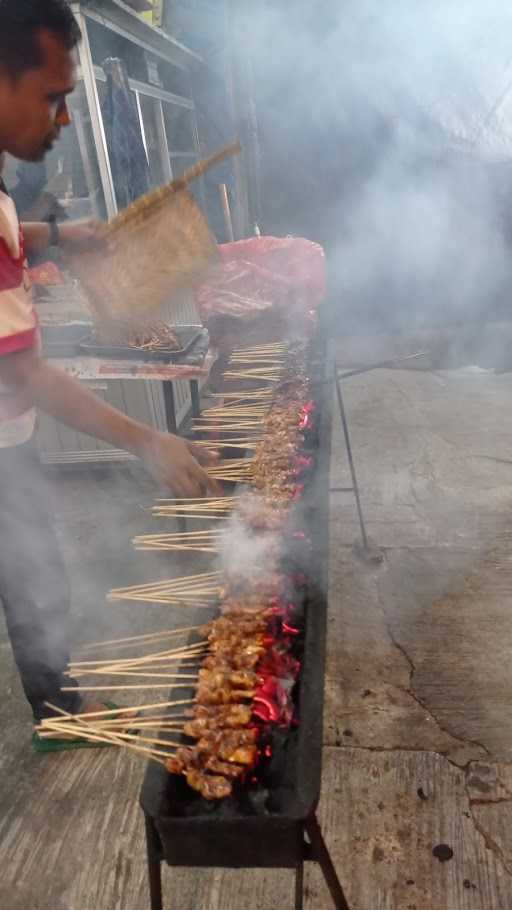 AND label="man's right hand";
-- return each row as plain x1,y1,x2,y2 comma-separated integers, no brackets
141,431,220,498
0,350,221,499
